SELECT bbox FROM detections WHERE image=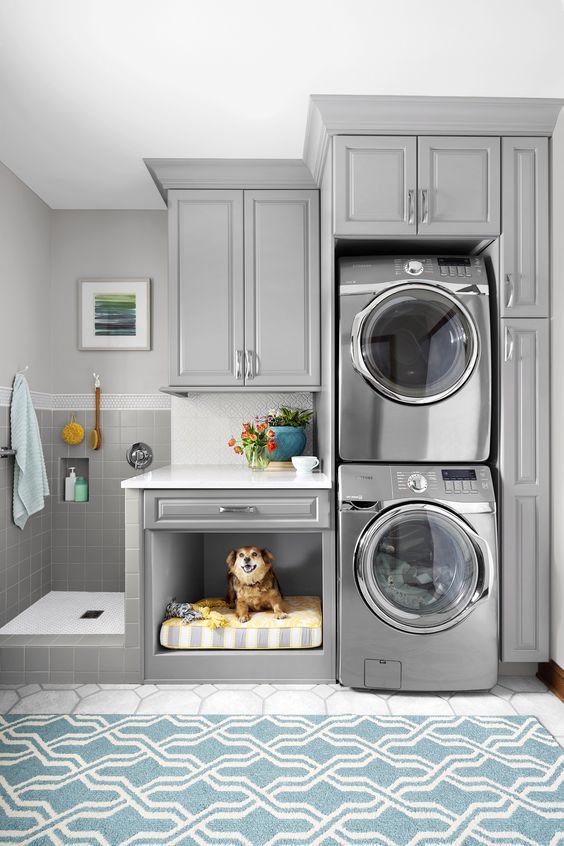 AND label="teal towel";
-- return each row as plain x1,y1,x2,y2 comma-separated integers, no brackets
11,374,49,529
